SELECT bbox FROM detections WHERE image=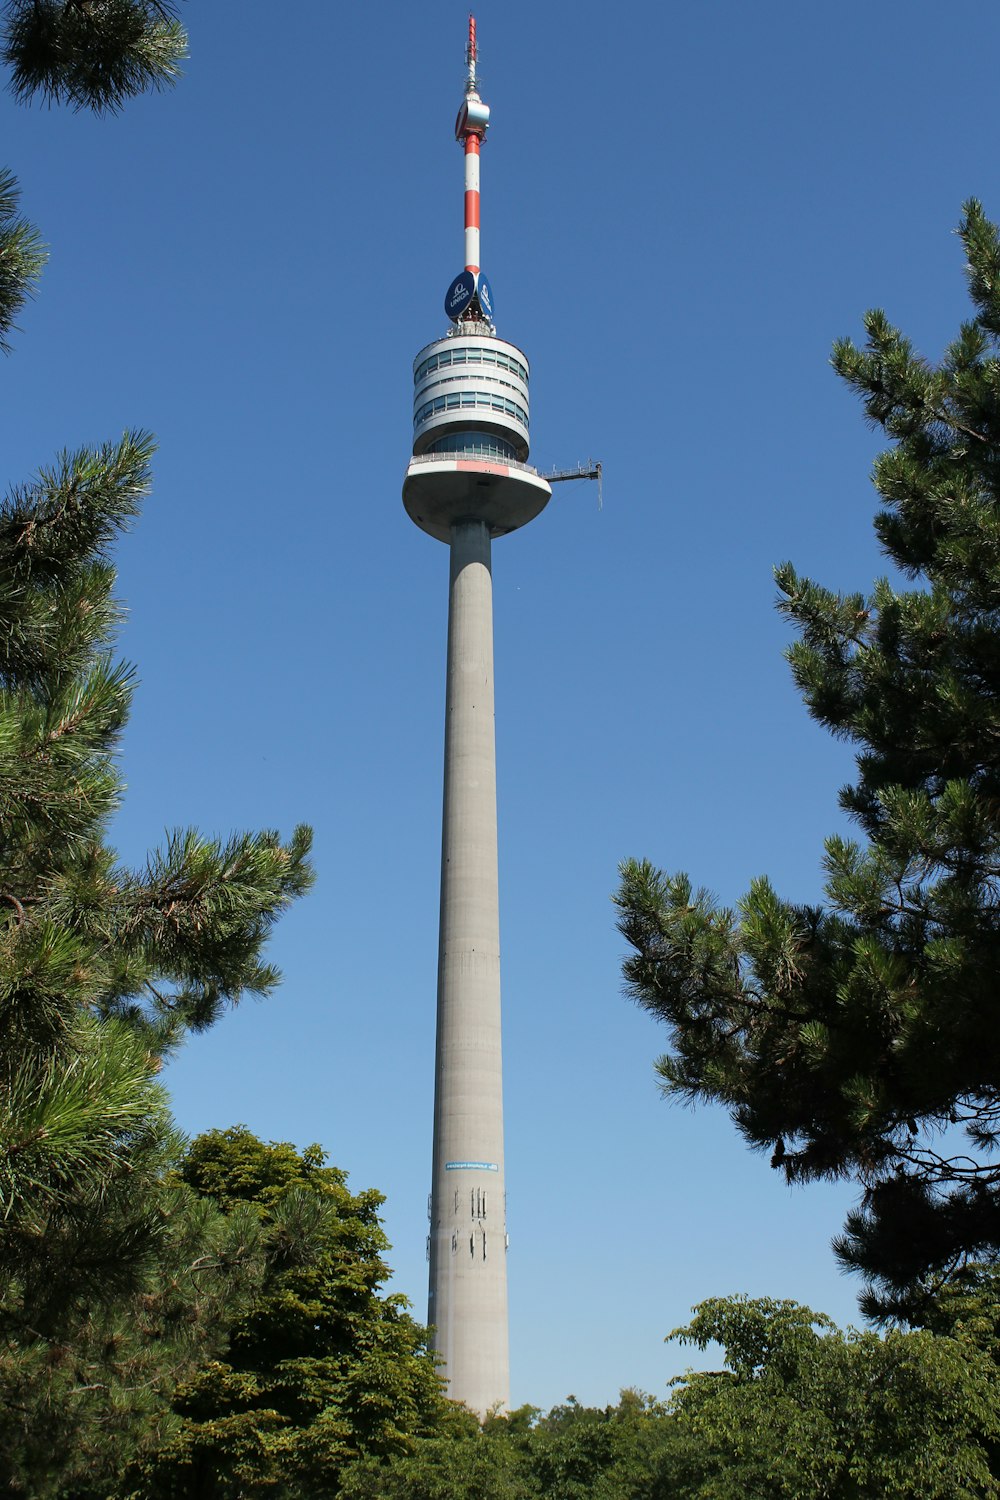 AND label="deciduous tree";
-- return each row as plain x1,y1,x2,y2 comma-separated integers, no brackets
128,1130,447,1500
662,1296,1000,1498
